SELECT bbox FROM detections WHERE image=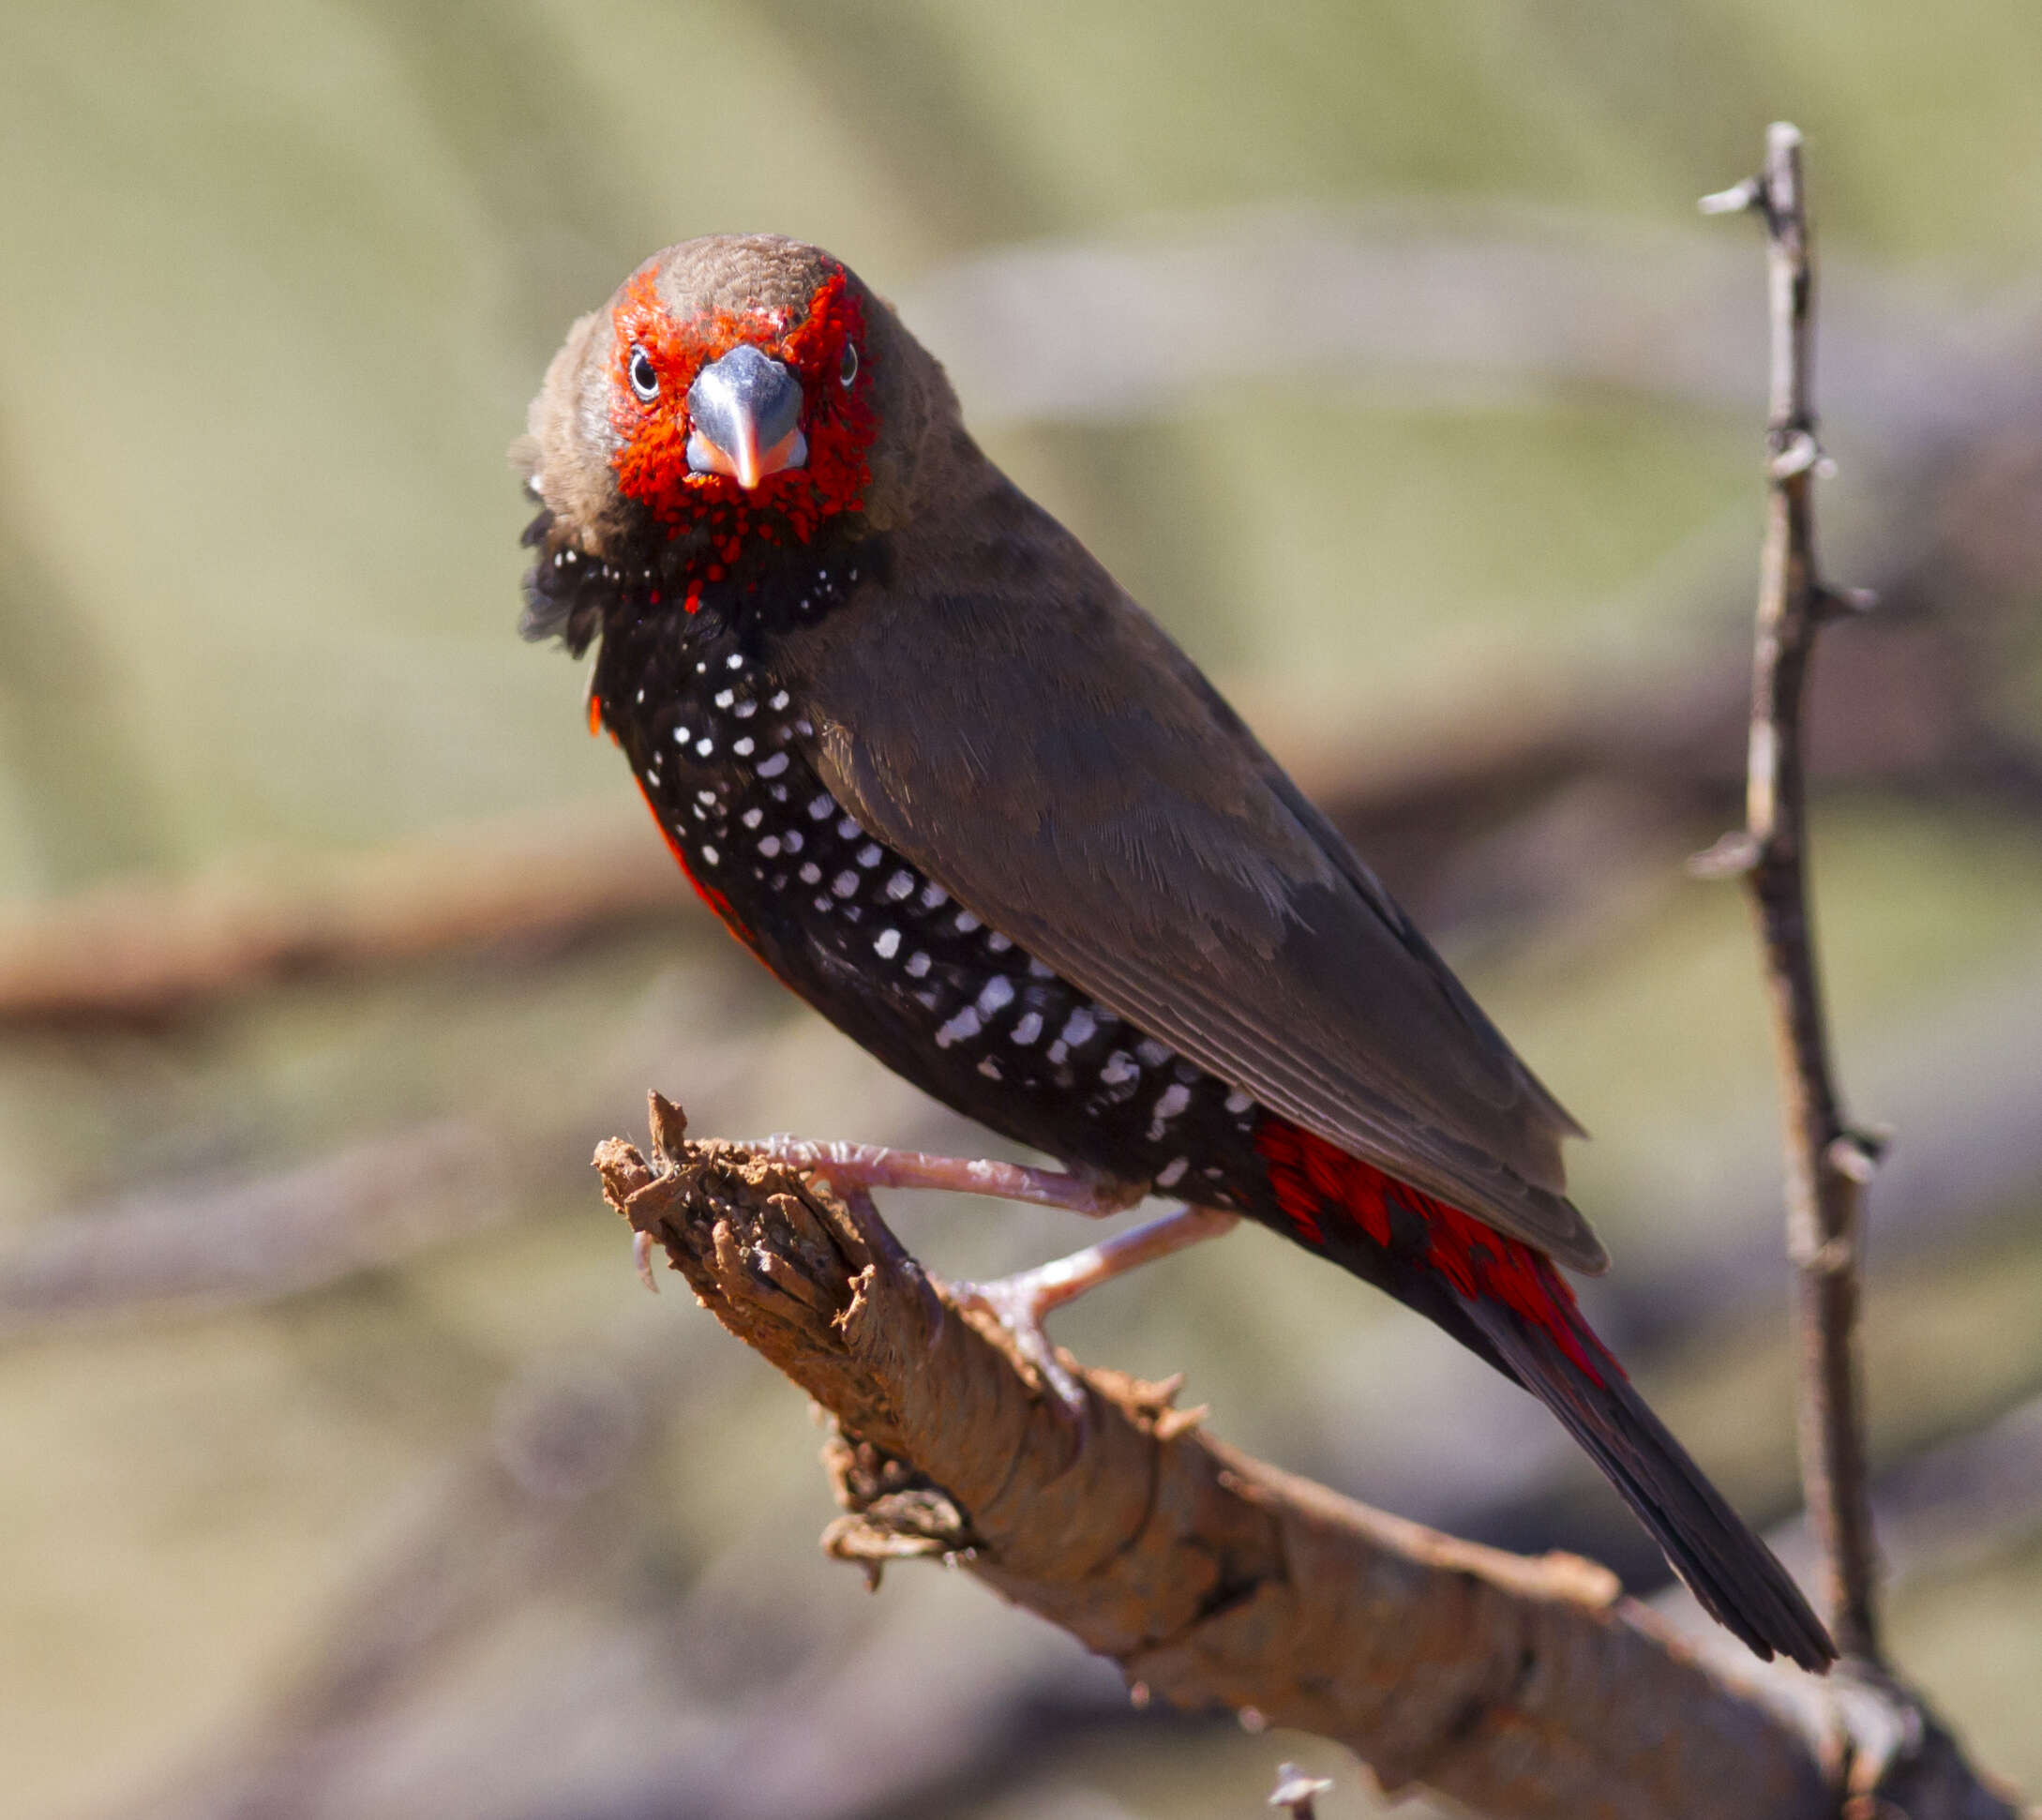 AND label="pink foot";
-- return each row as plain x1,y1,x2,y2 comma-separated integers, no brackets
950,1206,1239,1415
744,1136,1147,1219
